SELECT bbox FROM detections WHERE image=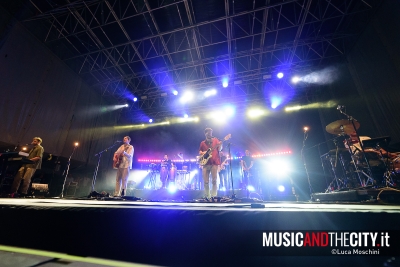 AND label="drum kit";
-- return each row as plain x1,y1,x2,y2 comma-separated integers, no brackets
322,119,399,192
